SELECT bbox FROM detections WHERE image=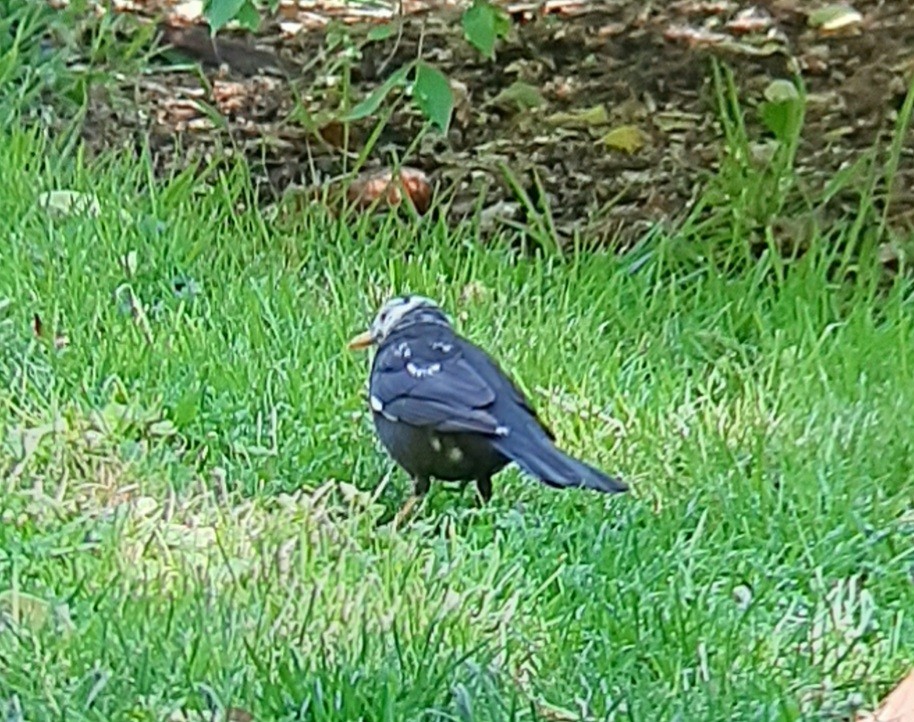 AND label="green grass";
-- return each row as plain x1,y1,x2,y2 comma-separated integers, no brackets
1,12,914,722
0,126,912,720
